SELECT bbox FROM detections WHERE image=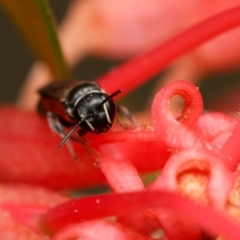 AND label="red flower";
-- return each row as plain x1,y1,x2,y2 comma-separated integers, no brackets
1,5,240,240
